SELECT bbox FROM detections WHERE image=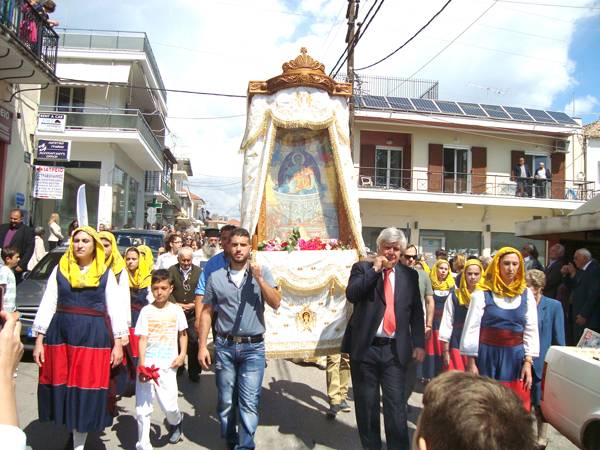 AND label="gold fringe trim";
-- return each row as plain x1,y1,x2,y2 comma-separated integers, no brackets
276,275,347,293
